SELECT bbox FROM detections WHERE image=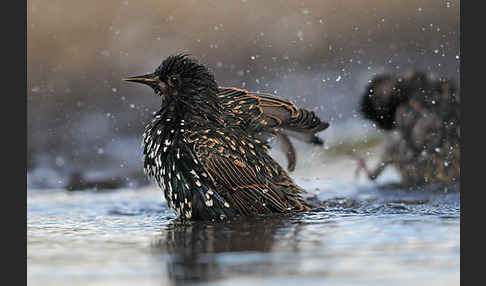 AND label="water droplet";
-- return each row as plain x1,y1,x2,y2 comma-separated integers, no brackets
297,30,304,41
55,156,65,167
